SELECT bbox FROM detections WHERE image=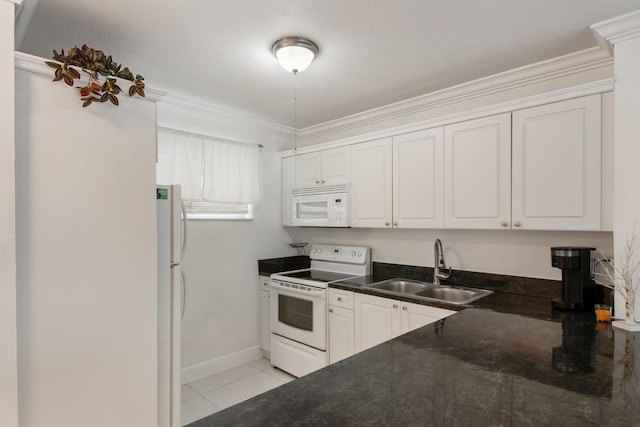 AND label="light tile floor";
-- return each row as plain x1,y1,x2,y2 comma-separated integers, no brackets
180,357,296,426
